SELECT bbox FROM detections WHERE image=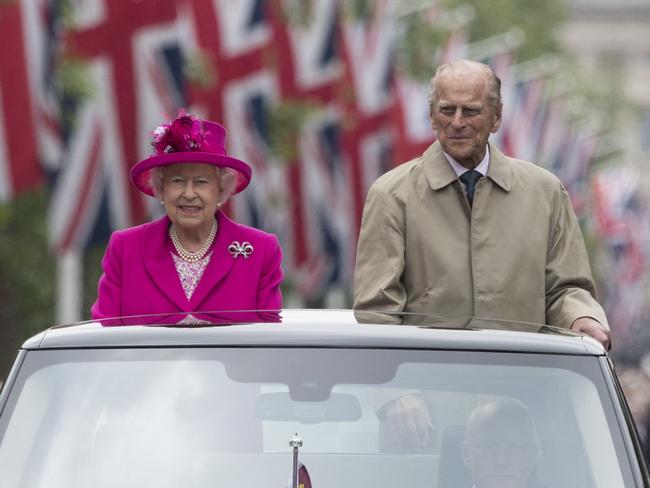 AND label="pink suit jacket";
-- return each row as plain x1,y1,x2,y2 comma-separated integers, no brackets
91,211,283,320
